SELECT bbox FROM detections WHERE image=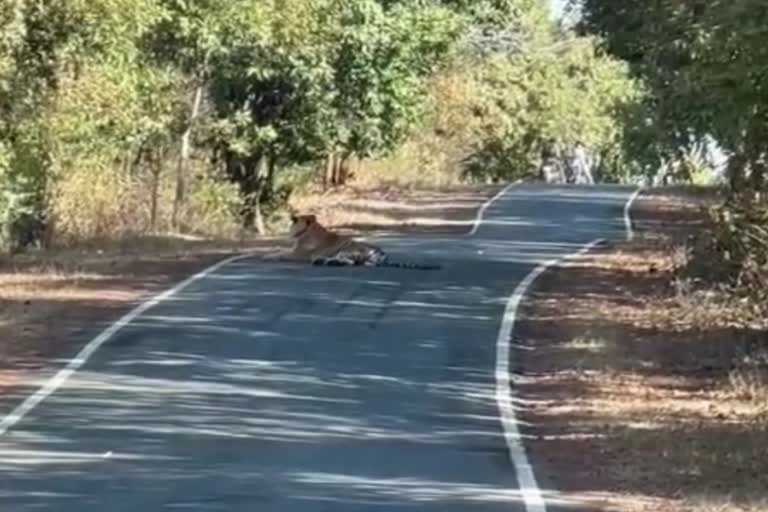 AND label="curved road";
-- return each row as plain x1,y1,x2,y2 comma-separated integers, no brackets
0,184,636,511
